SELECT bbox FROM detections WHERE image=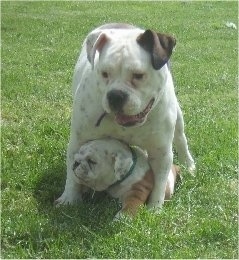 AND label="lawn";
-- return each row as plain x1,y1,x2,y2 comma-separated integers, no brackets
1,1,238,259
